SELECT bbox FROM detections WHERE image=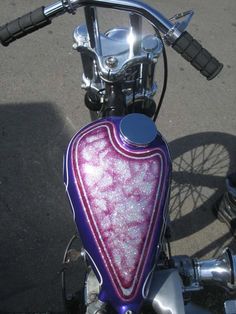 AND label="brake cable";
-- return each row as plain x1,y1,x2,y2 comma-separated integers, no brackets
153,29,168,123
